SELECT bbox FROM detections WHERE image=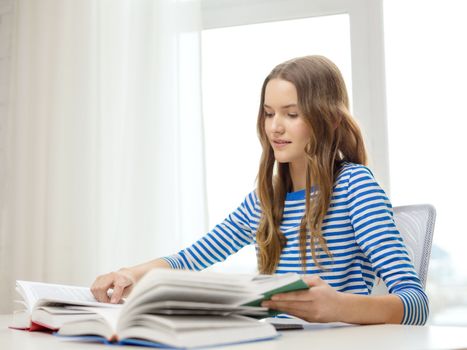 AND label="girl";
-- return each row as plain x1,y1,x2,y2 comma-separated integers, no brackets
91,55,428,325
